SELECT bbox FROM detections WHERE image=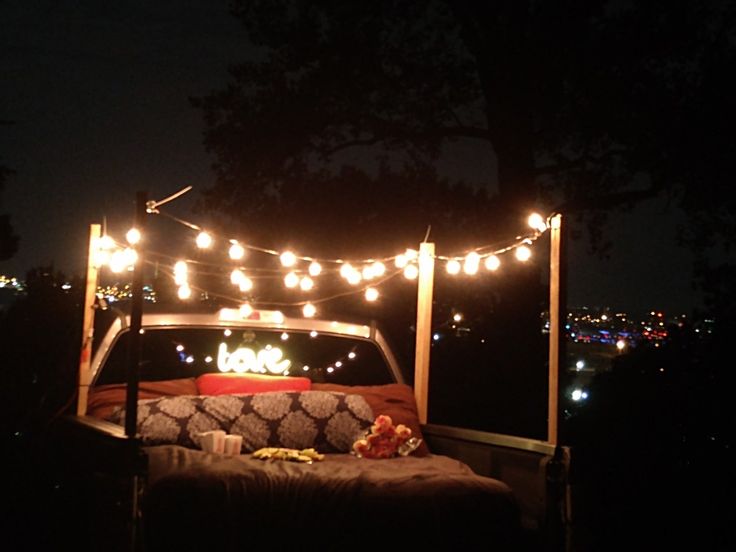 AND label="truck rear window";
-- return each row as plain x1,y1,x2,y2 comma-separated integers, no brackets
94,327,395,387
